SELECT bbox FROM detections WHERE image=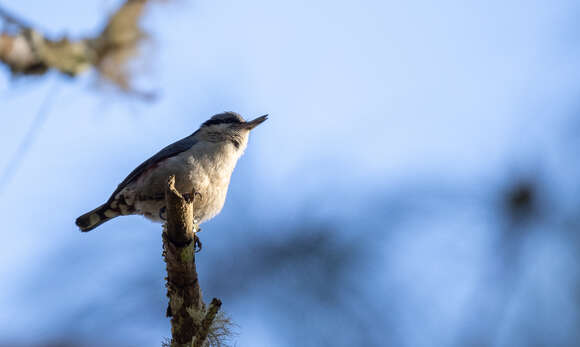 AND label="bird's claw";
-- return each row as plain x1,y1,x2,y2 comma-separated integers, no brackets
194,233,202,253
183,193,193,203
183,191,202,203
